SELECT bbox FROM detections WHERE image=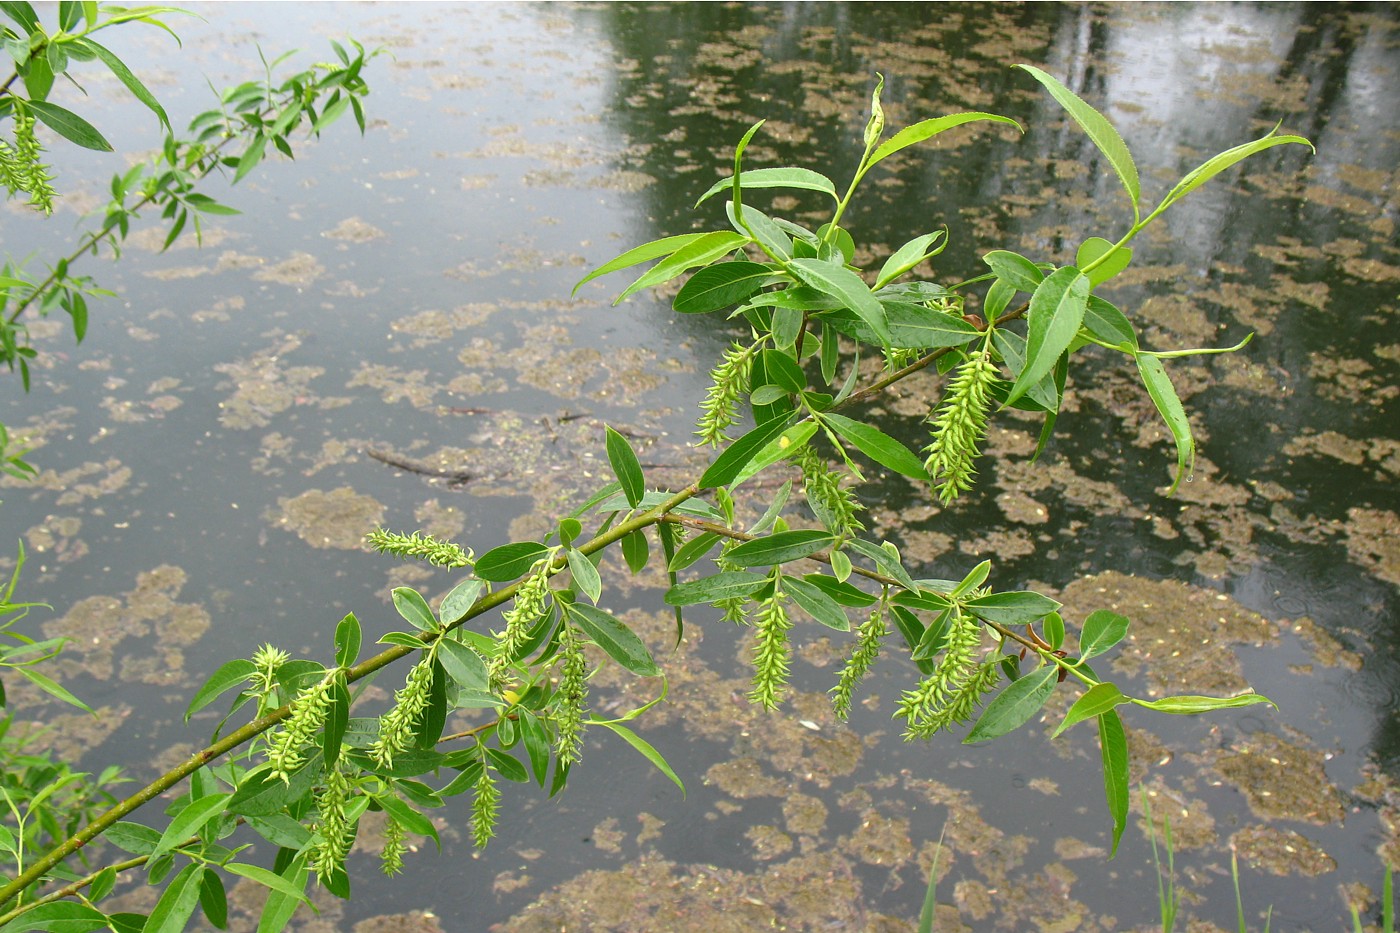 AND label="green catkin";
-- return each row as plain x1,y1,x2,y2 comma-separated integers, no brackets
249,644,290,712
371,656,435,769
471,760,500,848
923,354,999,504
696,341,755,447
0,103,57,214
489,560,551,687
267,674,334,781
310,766,355,883
552,625,588,764
380,816,406,876
831,597,889,720
715,539,749,624
748,583,793,710
364,528,473,568
797,445,865,538
896,608,992,739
